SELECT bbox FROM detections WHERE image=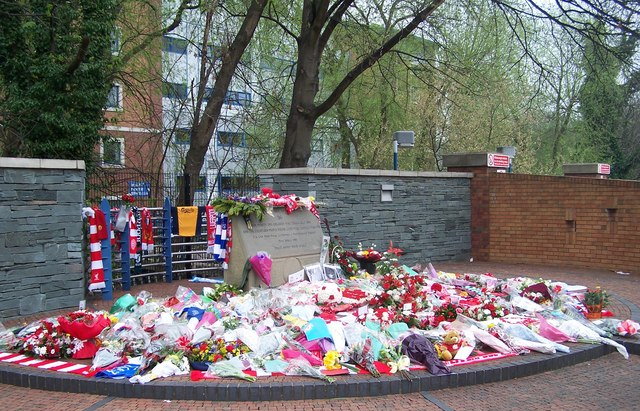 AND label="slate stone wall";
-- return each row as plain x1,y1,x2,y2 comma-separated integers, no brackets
0,158,86,320
259,169,473,265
